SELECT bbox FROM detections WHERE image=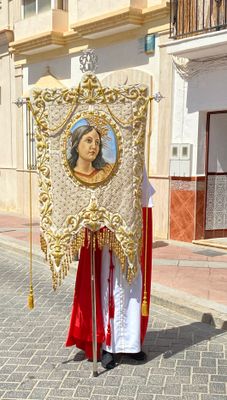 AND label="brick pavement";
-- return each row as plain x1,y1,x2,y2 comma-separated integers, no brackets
0,211,227,331
1,212,227,307
0,247,227,399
